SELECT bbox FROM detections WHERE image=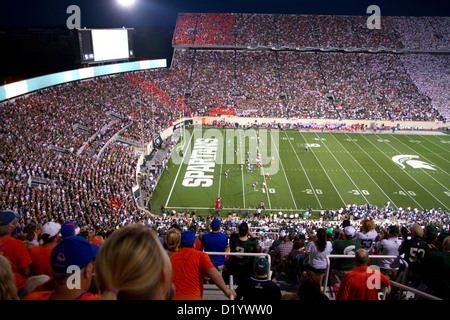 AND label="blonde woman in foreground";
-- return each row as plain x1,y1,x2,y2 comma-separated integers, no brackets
95,224,174,300
0,255,19,300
